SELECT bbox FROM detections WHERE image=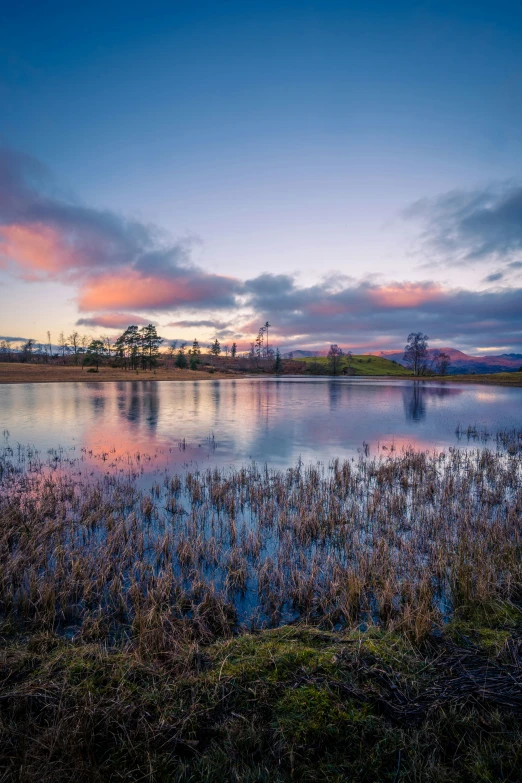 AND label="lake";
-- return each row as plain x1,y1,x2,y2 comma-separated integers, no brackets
1,377,521,472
